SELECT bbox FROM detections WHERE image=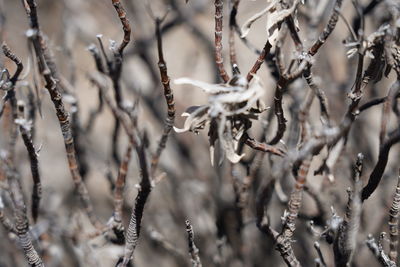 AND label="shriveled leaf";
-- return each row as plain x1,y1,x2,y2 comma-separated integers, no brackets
175,77,241,94
240,0,279,38
209,119,219,166
219,122,244,163
182,105,204,117
209,76,265,116
173,105,209,133
266,0,300,46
